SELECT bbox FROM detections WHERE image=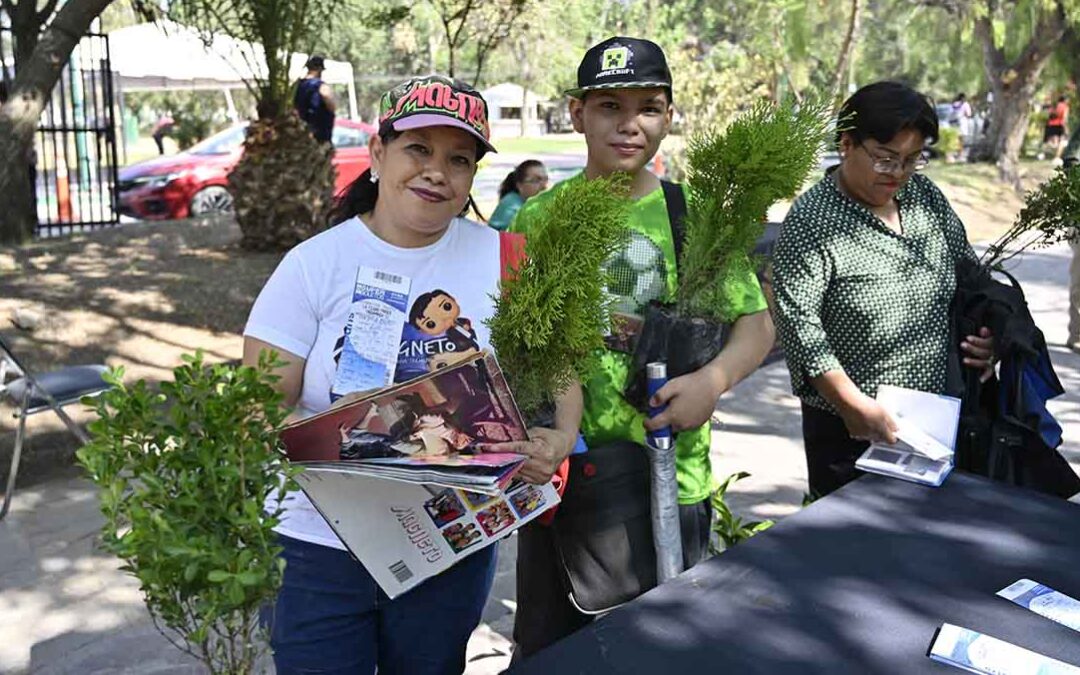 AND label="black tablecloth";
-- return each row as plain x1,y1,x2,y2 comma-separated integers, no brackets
510,472,1080,674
